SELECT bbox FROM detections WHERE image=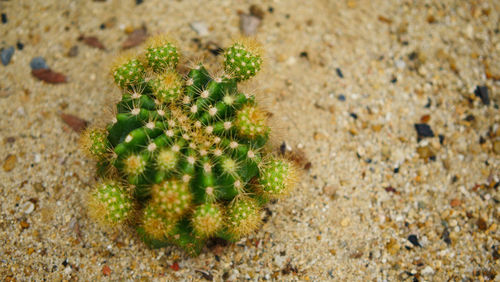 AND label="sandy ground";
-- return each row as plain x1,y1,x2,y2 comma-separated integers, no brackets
1,0,499,280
